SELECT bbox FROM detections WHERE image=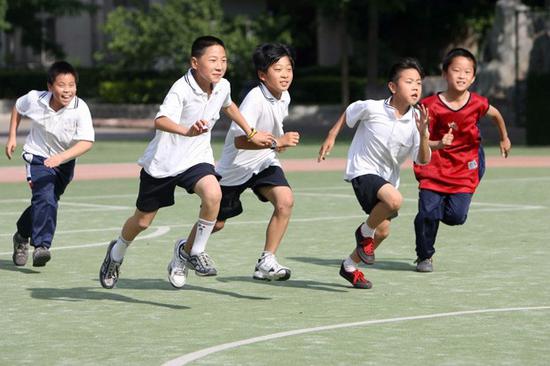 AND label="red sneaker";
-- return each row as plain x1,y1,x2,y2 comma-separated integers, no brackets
339,262,372,289
355,226,375,264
